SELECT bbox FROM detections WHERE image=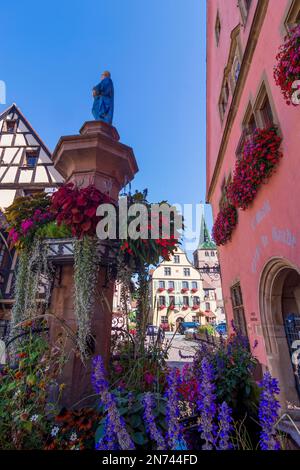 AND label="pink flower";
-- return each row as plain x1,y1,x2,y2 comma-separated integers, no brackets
21,219,34,233
144,371,155,385
8,228,19,242
113,363,123,374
